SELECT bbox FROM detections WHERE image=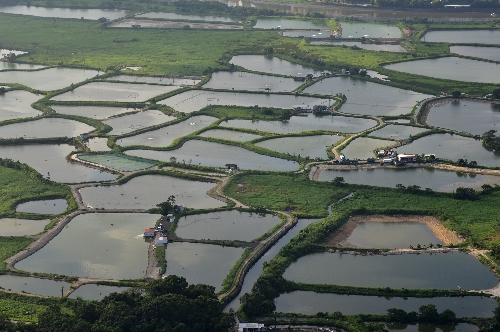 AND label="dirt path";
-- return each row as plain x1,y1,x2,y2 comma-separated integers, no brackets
324,214,463,246
145,242,162,280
